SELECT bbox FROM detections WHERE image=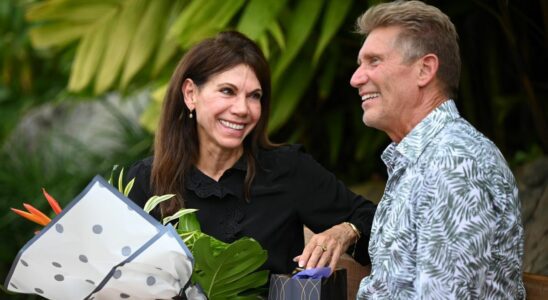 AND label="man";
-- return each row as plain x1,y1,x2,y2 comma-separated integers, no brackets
350,1,525,299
